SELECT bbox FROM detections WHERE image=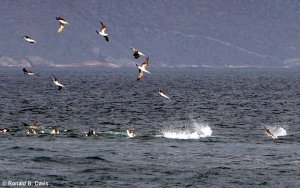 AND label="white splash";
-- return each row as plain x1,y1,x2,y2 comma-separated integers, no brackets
265,125,287,138
191,118,213,137
273,127,287,137
162,119,212,140
163,130,201,139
